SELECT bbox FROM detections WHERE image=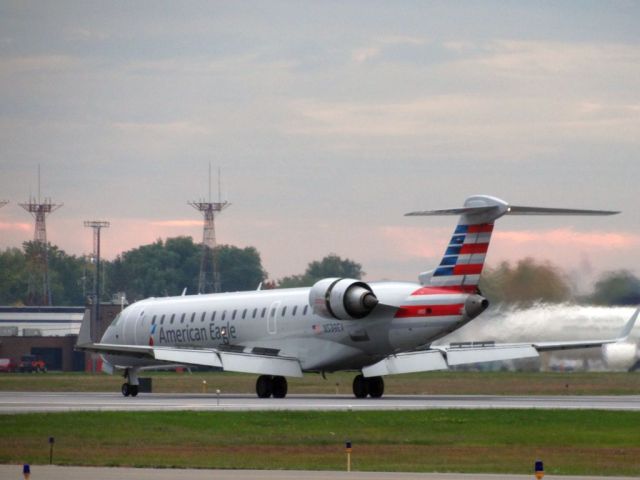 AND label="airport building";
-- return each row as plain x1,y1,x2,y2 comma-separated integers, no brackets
0,303,121,371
